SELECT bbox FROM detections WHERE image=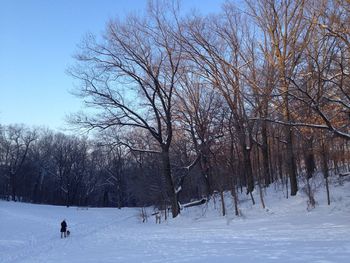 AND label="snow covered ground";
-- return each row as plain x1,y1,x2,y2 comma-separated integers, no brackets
1,177,350,263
